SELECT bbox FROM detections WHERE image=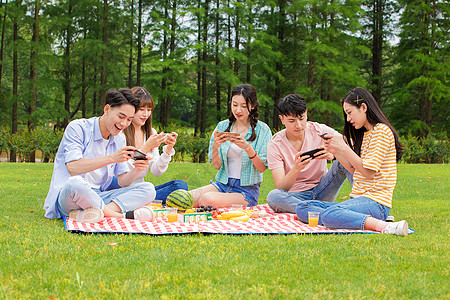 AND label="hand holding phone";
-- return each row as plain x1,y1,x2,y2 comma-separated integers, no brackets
218,131,241,139
132,149,147,160
300,148,323,160
319,133,331,140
